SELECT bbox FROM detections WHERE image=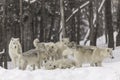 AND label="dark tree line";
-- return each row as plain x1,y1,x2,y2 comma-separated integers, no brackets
0,0,119,68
